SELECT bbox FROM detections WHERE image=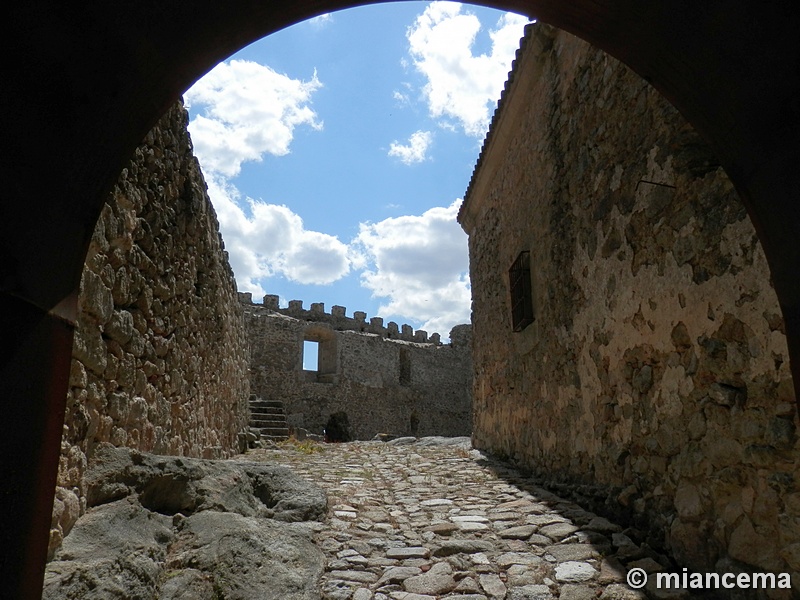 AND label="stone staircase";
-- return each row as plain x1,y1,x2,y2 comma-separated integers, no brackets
249,396,290,442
